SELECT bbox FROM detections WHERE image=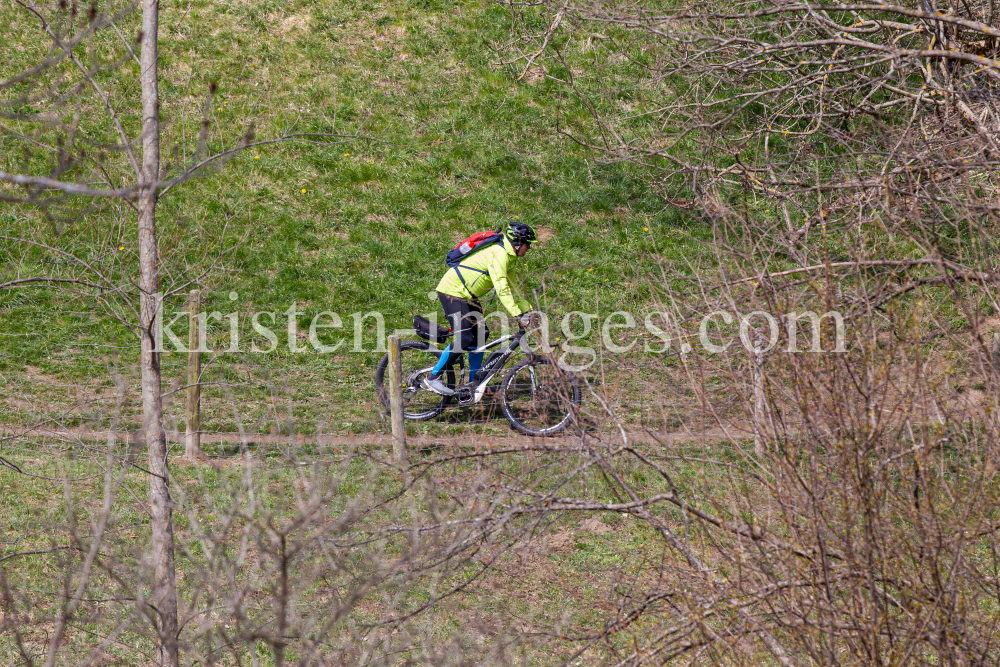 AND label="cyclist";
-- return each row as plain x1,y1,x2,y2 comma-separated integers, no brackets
423,222,537,396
